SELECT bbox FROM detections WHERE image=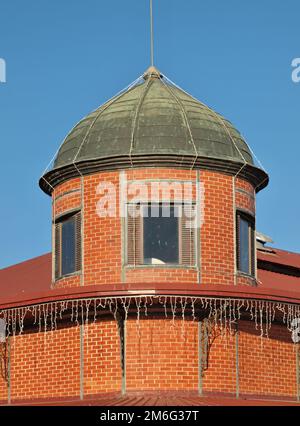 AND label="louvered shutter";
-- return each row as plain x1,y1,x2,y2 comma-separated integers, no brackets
54,223,61,280
75,212,82,272
180,204,196,266
127,204,143,265
136,211,143,264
